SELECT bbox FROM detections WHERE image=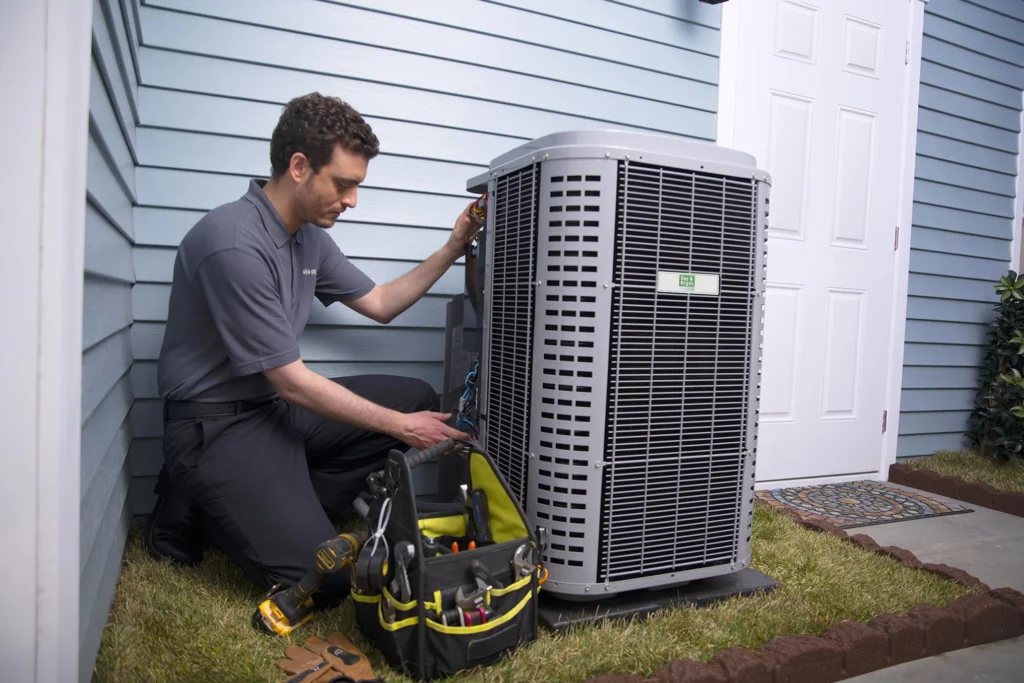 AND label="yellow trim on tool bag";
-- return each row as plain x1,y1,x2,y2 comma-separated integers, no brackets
418,515,466,539
381,586,439,614
379,612,418,632
490,573,533,597
469,452,529,543
433,590,442,617
426,590,533,635
350,592,381,604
